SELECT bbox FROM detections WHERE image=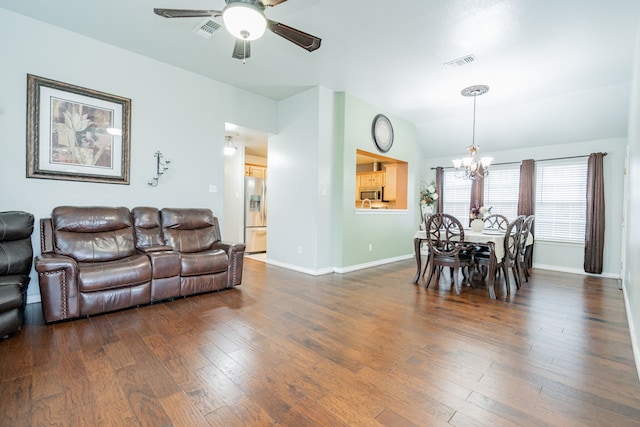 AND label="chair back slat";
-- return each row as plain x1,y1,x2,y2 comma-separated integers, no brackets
426,214,465,257
483,214,509,230
504,216,525,260
519,215,535,253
